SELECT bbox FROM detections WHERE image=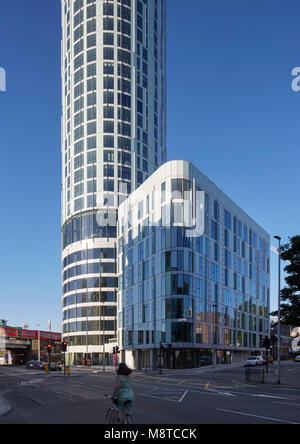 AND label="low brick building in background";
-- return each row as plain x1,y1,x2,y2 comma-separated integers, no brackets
0,320,61,365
